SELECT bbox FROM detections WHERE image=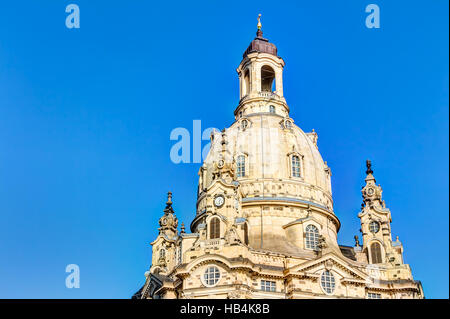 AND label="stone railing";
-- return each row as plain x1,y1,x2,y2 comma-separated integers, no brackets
239,91,284,104
203,238,223,247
